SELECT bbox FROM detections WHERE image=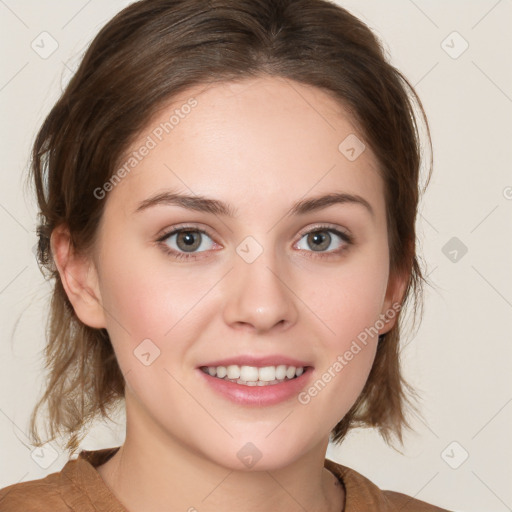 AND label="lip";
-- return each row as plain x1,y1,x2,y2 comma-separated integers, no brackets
197,355,313,369
197,366,314,406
